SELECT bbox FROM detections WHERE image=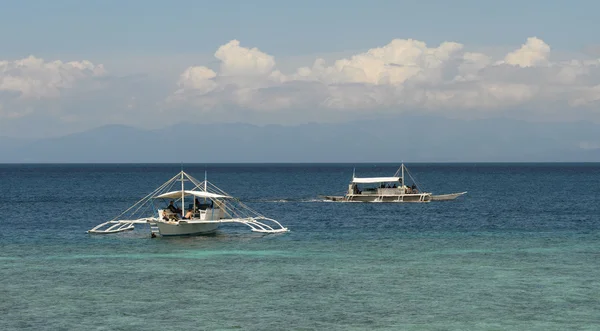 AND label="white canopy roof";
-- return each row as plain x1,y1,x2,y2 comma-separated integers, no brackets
352,177,401,184
155,190,230,199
